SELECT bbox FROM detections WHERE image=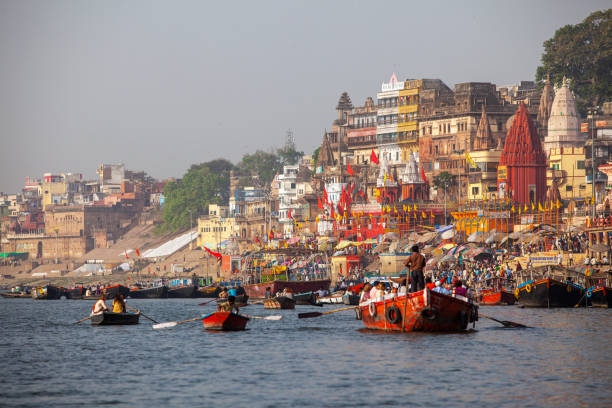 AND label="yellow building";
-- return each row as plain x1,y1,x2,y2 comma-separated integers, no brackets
398,82,419,161
40,174,67,210
196,204,240,249
467,150,501,201
547,147,591,201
